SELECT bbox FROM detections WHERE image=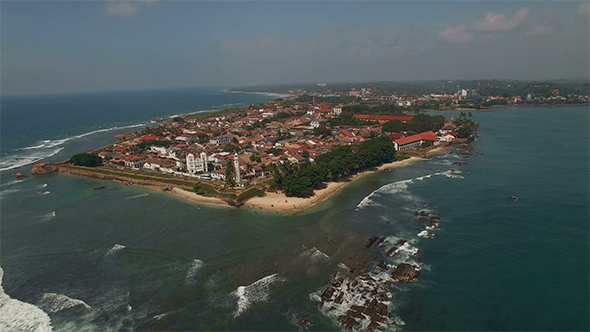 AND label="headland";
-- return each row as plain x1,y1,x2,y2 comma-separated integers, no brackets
31,90,478,213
